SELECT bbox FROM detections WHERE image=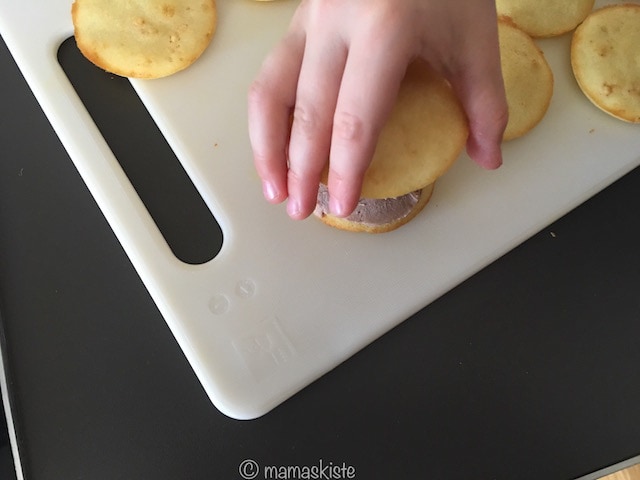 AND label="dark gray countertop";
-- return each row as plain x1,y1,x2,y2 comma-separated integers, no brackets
2,33,640,480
